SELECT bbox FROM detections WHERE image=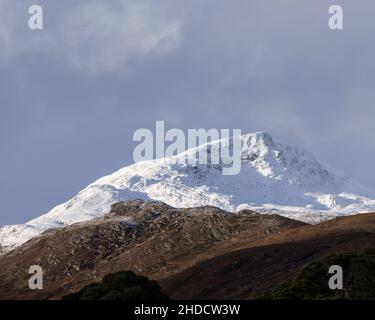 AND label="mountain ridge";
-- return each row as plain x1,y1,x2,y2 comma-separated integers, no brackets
1,132,375,253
